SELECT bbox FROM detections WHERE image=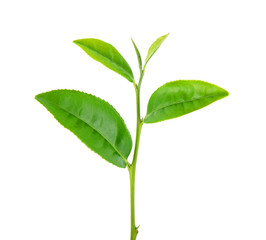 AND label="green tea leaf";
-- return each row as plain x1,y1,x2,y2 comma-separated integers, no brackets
144,80,229,123
144,33,169,66
35,90,132,168
131,38,142,73
73,38,134,83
